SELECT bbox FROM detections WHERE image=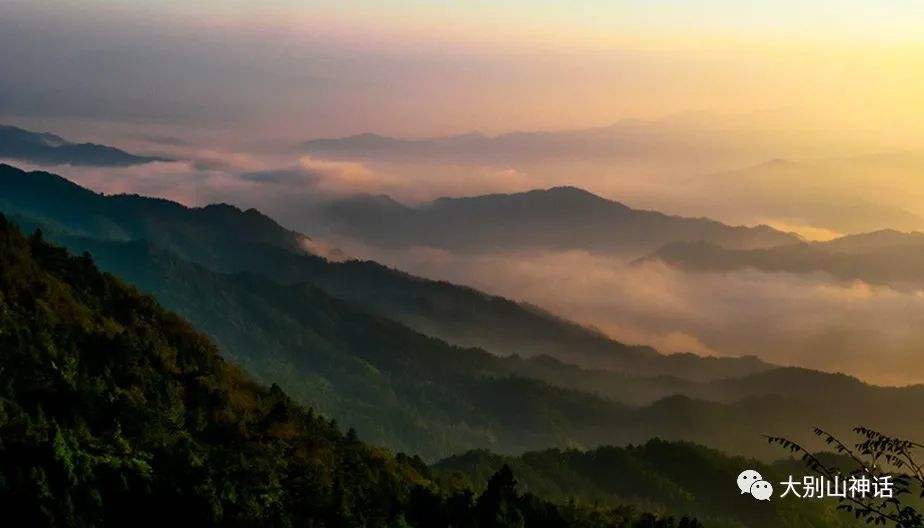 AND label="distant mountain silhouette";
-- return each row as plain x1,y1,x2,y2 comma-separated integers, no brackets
0,162,322,261
298,118,732,164
314,186,800,254
646,229,924,286
820,229,924,253
0,124,169,166
684,158,924,234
